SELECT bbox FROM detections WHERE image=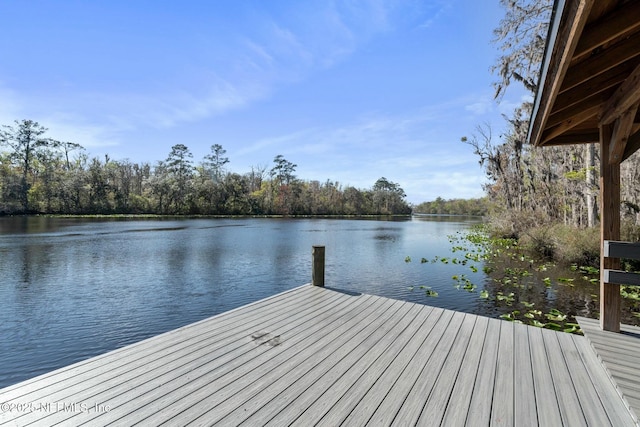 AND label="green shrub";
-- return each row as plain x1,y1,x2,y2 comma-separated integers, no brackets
549,224,600,267
622,220,640,242
496,220,599,266
518,224,556,259
488,209,550,240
